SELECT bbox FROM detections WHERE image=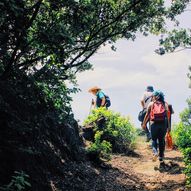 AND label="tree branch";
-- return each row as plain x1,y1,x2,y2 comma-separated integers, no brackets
66,0,144,68
89,0,143,42
170,47,191,53
18,56,44,69
1,0,43,79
